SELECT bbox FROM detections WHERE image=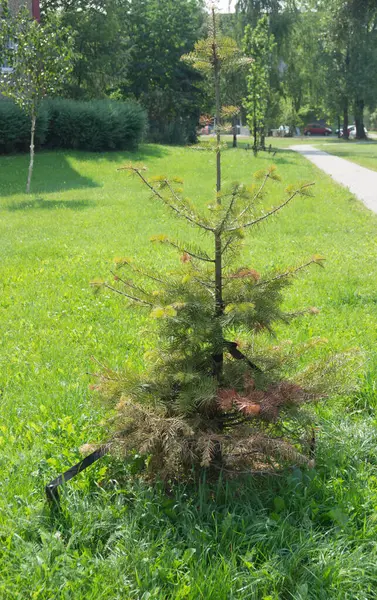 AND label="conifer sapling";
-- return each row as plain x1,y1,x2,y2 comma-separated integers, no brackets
91,6,360,479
